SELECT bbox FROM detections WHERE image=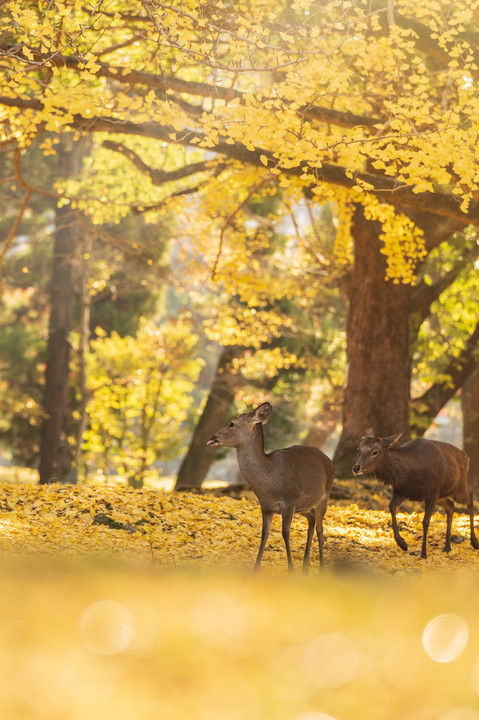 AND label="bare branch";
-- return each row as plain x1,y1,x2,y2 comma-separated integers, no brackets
102,140,224,185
